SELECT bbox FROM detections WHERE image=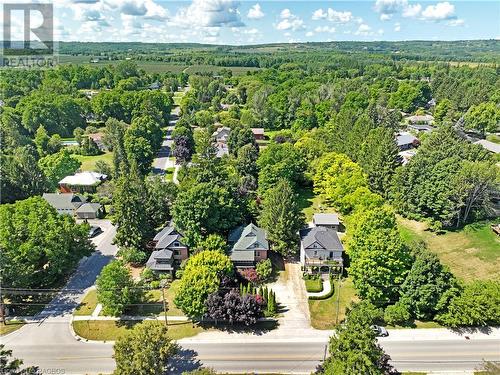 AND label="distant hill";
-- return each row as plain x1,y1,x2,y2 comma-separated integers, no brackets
58,40,500,64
